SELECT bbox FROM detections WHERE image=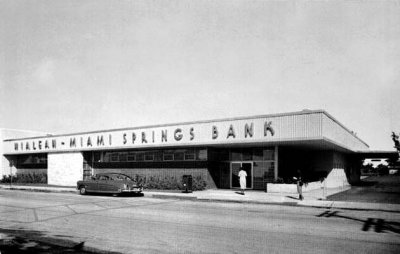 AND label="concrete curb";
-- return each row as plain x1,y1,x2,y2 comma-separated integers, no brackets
0,186,77,194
